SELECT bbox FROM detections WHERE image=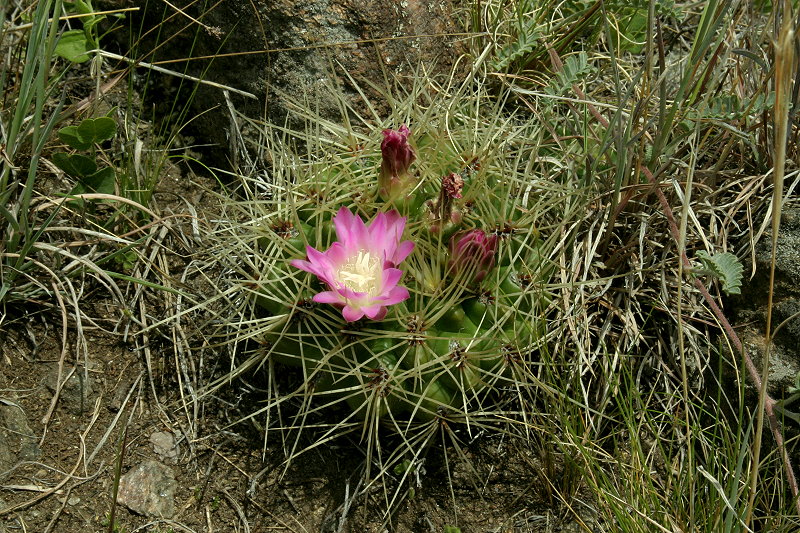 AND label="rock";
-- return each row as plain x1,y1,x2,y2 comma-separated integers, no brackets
149,431,179,464
103,0,465,166
116,460,177,518
754,209,800,294
738,207,800,395
0,401,41,480
46,364,97,415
